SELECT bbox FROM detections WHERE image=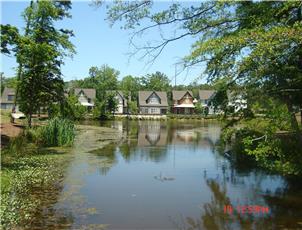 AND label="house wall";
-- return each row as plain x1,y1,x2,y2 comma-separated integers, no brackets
139,107,167,114
173,107,194,114
115,94,124,114
116,104,123,114
1,103,14,110
78,93,89,105
179,93,194,104
147,93,161,104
